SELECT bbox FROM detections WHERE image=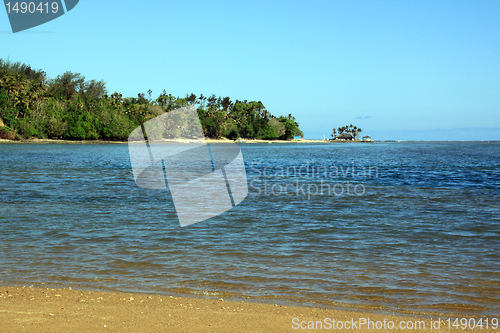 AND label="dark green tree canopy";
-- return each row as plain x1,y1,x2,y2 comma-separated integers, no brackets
0,59,302,141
